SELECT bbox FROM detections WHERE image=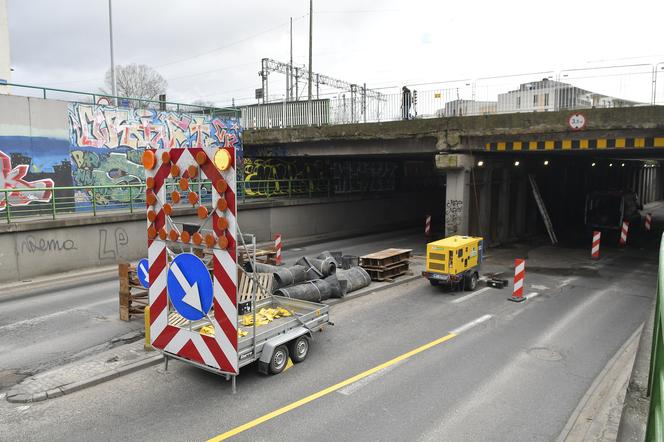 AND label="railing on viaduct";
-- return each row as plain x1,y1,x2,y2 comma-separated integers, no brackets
3,62,664,129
